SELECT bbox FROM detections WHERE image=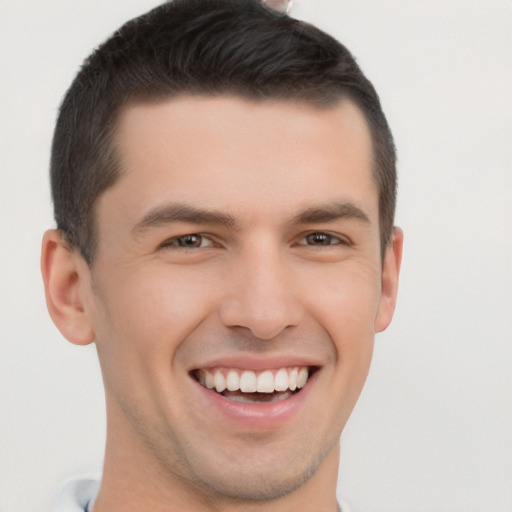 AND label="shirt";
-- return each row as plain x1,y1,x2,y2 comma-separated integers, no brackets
51,479,98,512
